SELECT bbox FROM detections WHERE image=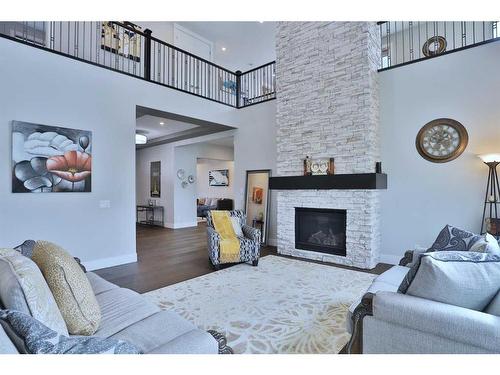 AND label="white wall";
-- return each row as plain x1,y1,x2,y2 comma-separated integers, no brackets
379,42,500,263
230,101,278,246
0,37,246,270
136,137,237,228
197,158,234,200
135,142,175,225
